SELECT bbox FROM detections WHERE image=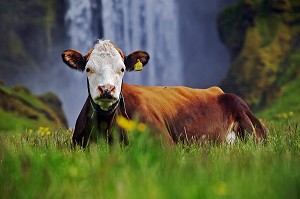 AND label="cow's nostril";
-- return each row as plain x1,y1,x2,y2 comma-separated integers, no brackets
111,85,116,92
98,85,104,93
